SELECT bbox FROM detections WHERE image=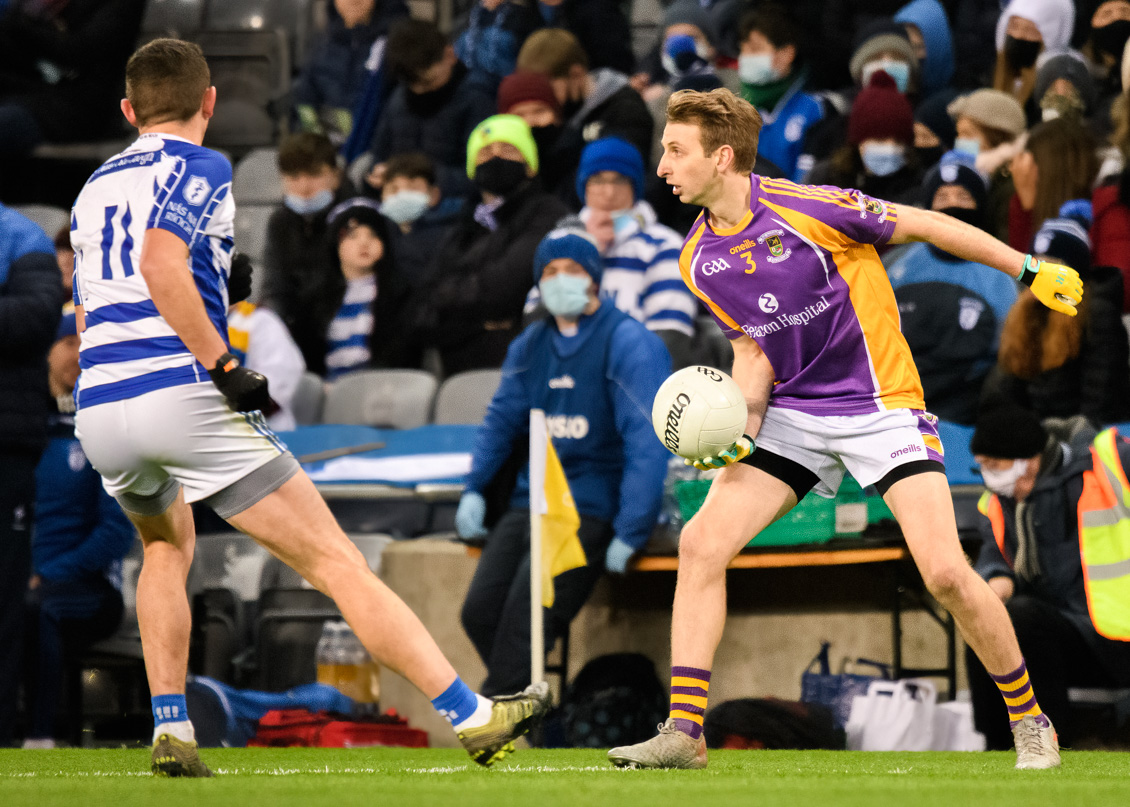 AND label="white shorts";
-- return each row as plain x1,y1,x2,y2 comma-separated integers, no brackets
75,382,297,517
750,405,946,498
